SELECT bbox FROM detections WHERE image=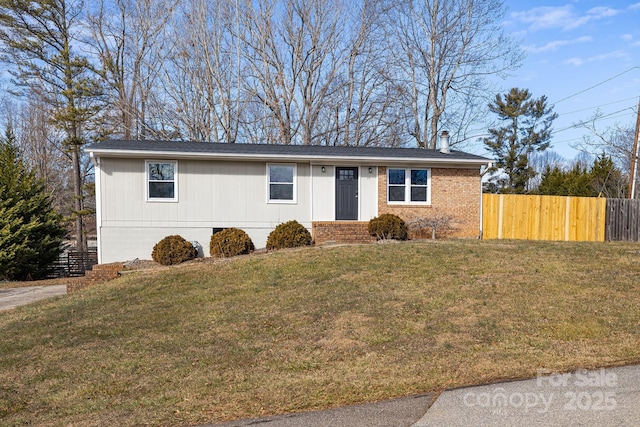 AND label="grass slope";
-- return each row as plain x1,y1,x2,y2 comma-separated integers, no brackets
1,240,640,426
